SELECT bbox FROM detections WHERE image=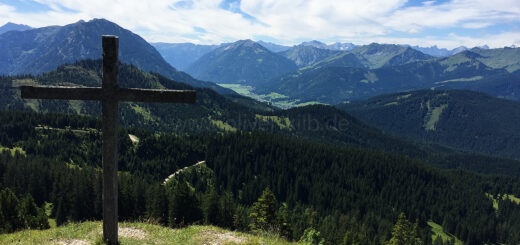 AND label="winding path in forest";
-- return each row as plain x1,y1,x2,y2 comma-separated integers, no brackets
162,160,205,185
